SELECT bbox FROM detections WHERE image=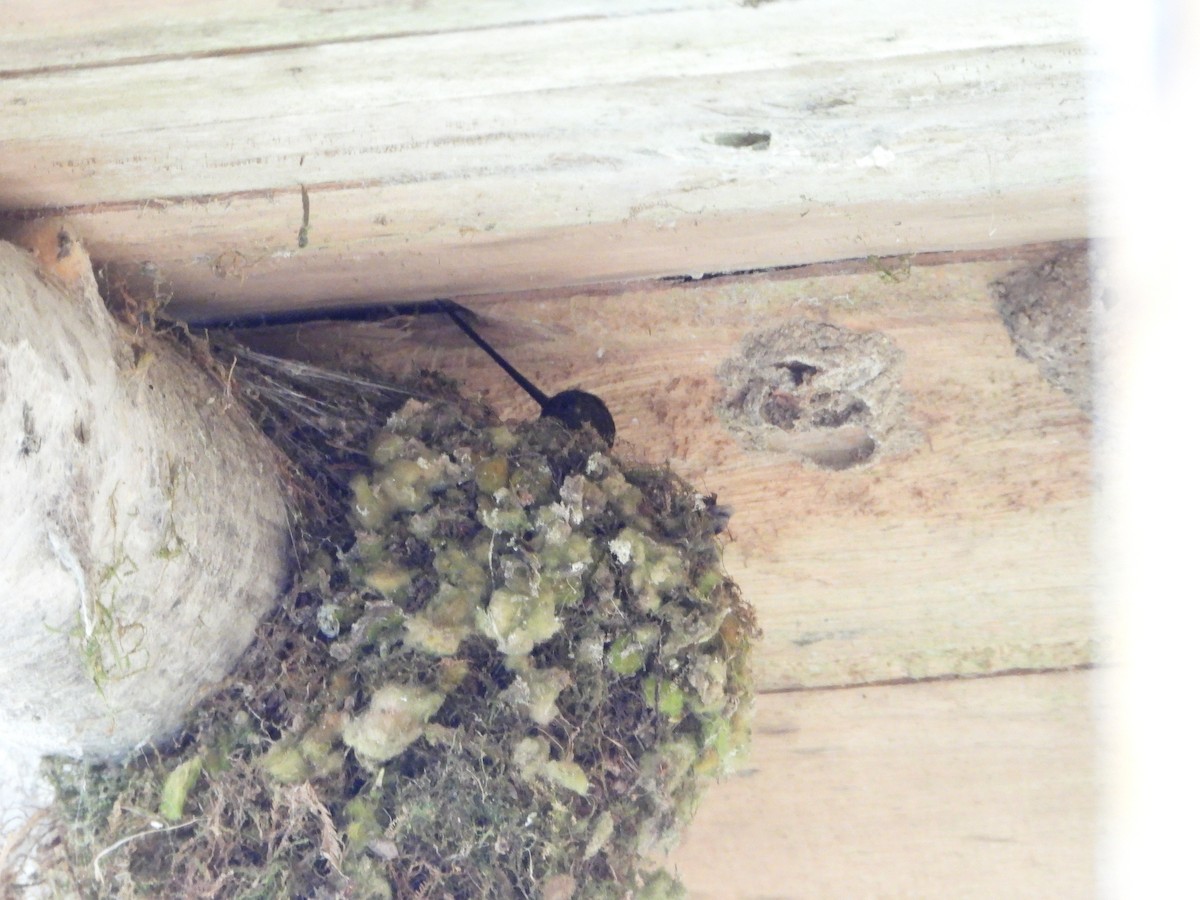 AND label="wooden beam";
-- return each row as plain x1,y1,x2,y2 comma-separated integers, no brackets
666,671,1096,898
237,247,1094,692
1,1,1090,319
